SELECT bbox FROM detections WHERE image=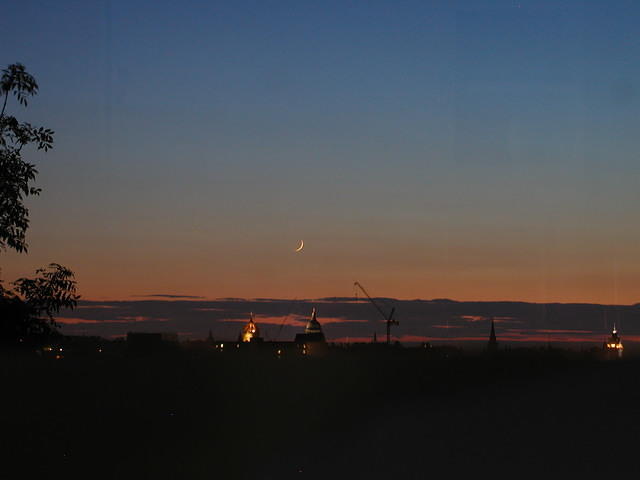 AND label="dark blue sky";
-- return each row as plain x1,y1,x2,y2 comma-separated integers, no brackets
3,1,640,303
